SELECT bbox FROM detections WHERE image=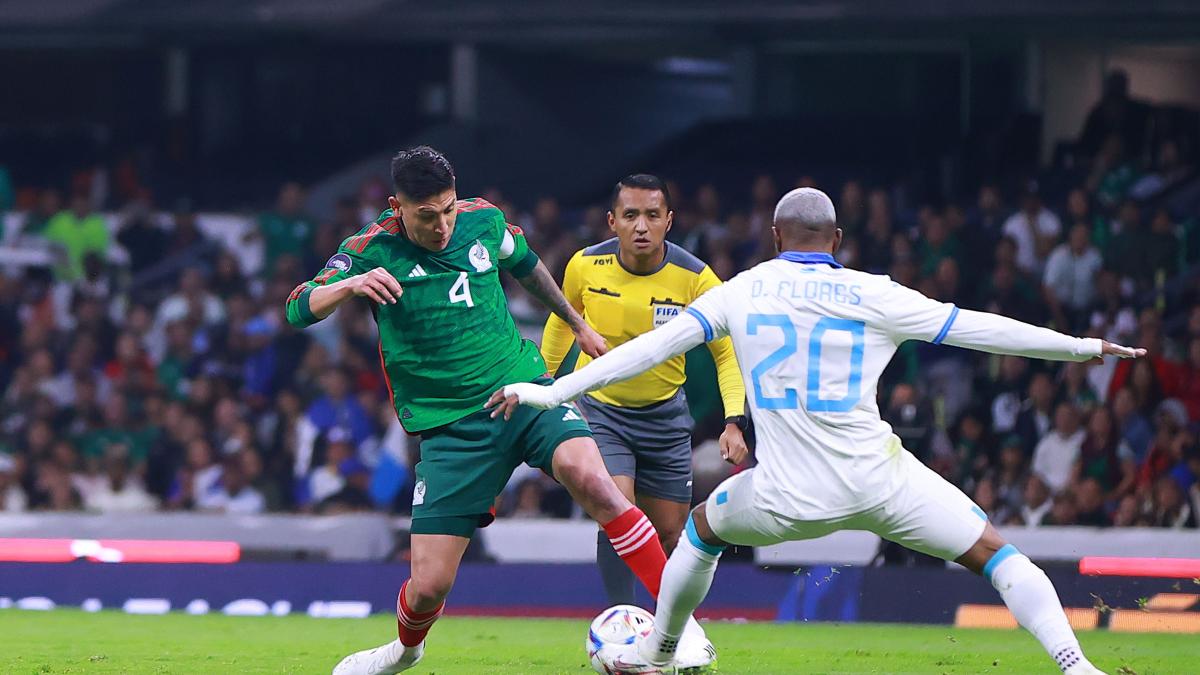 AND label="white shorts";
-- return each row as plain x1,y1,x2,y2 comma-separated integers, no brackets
705,453,987,562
